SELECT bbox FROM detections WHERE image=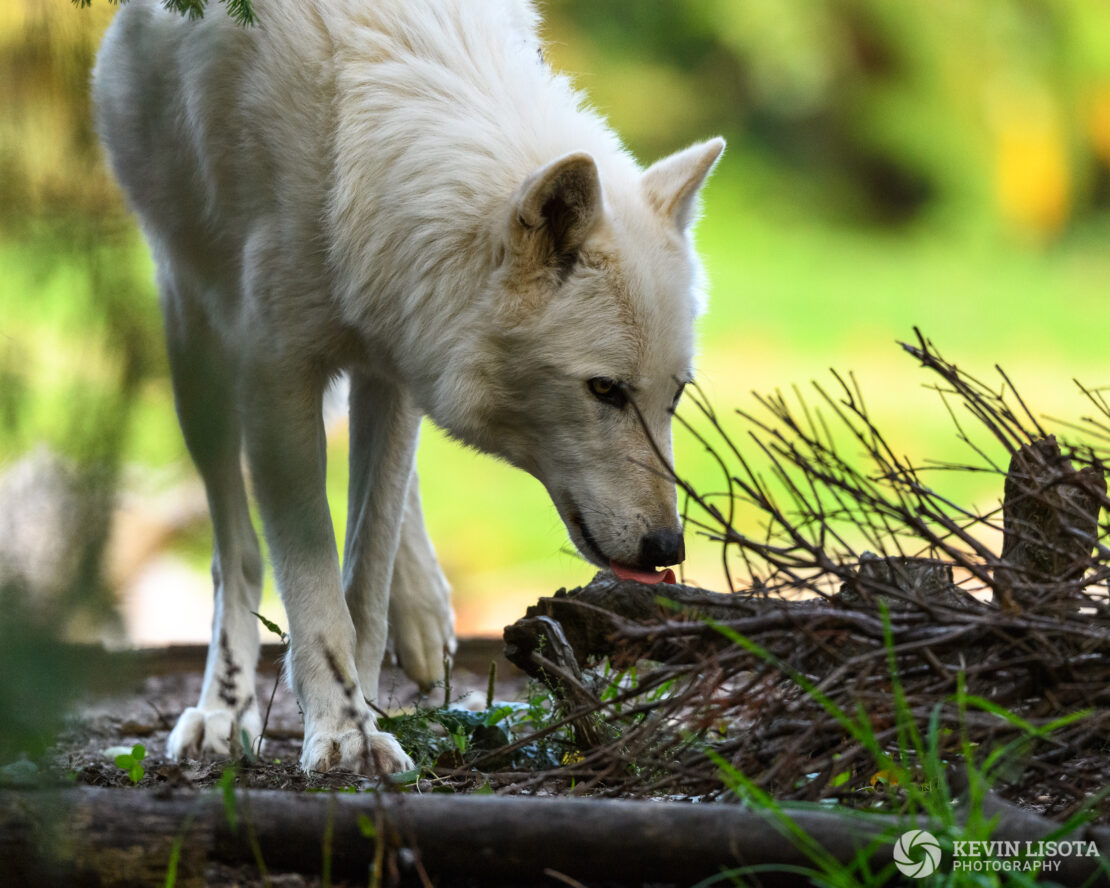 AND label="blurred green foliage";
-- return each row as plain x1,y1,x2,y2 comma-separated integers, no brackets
0,1,120,233
8,0,1110,238
548,0,1110,240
